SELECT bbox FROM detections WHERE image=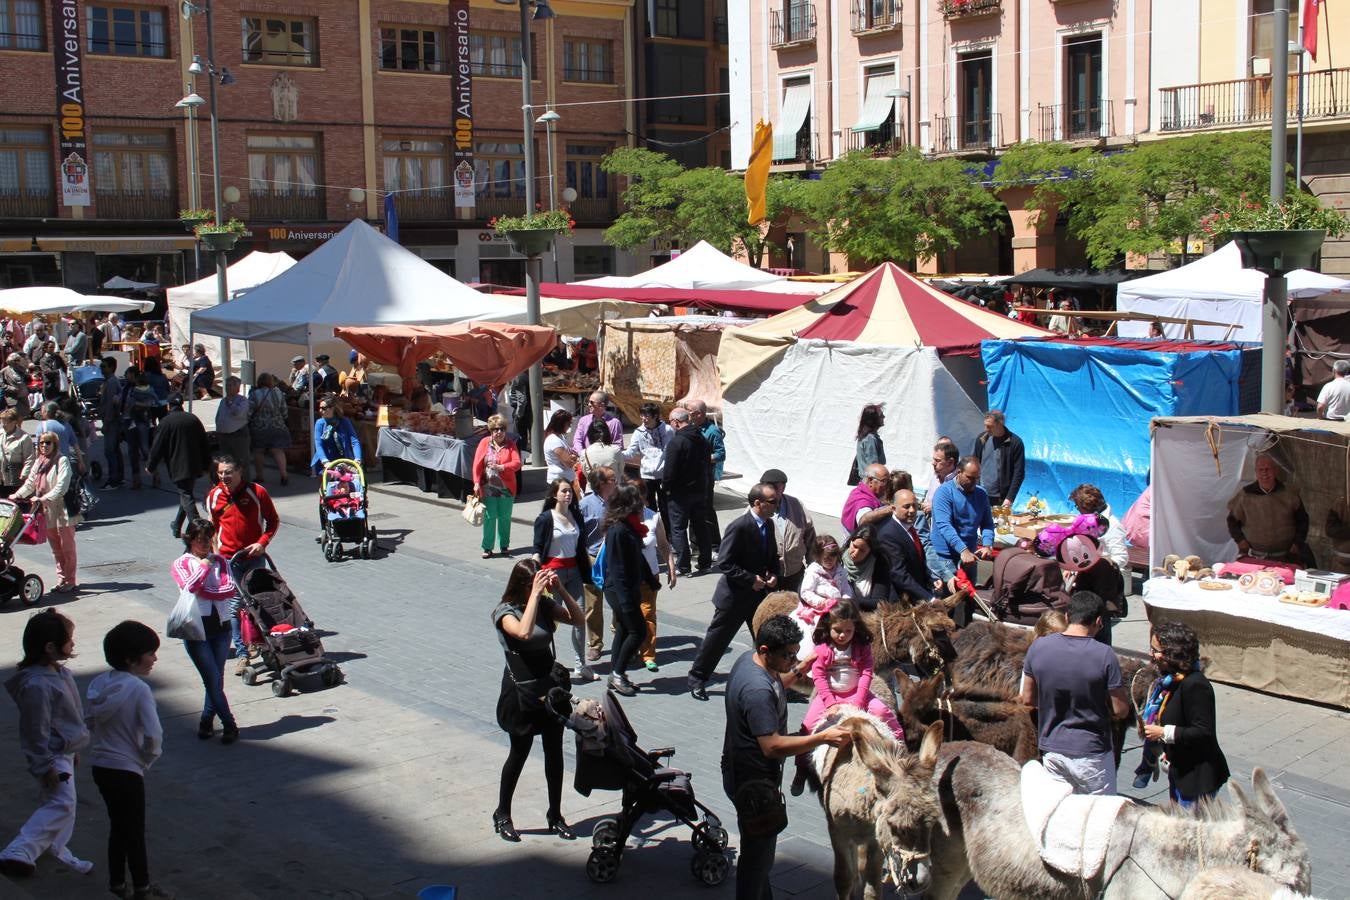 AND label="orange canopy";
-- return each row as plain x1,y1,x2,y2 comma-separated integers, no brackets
333,322,557,388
